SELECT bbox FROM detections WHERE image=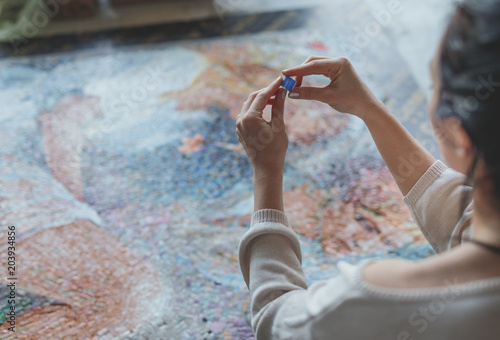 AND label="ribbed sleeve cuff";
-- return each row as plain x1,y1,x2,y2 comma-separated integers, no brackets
251,209,290,228
404,160,448,206
239,209,301,288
